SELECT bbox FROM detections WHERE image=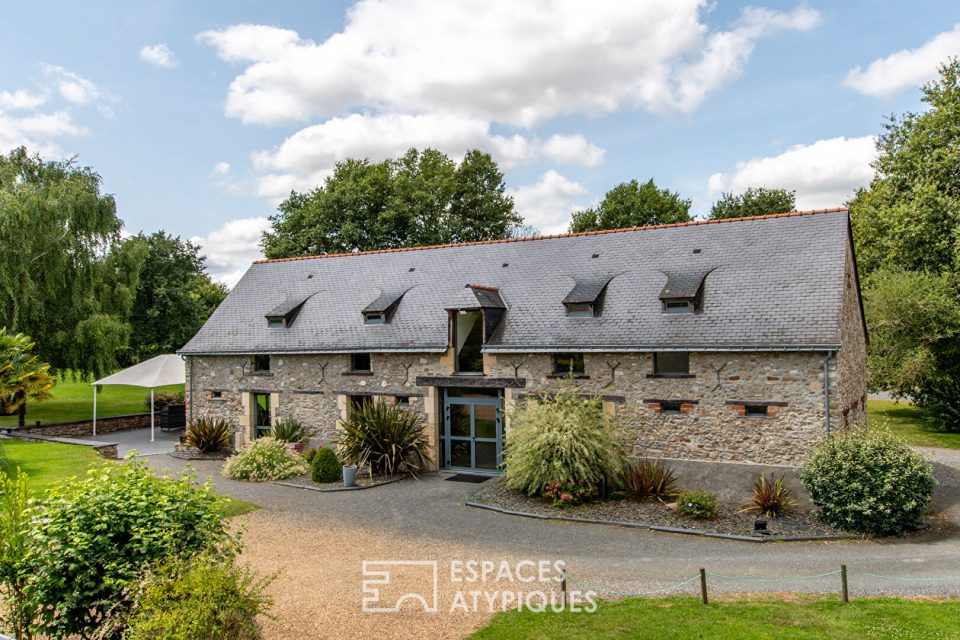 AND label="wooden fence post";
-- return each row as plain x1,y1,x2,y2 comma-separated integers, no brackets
699,568,708,605
841,565,849,603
